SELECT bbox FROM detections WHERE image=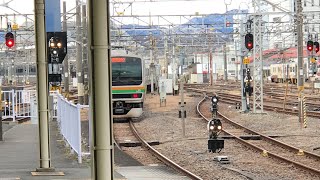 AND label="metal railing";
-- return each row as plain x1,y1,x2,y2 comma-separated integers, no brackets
15,90,37,118
56,93,89,163
0,89,89,163
2,90,15,121
2,90,37,121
